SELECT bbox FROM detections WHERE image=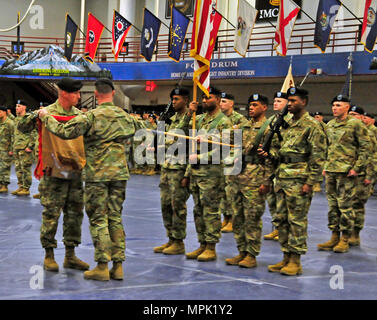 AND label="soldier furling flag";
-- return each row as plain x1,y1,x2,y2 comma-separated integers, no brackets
314,0,342,53
64,14,78,61
112,10,132,61
140,8,161,62
168,6,190,62
360,0,377,53
84,13,105,63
